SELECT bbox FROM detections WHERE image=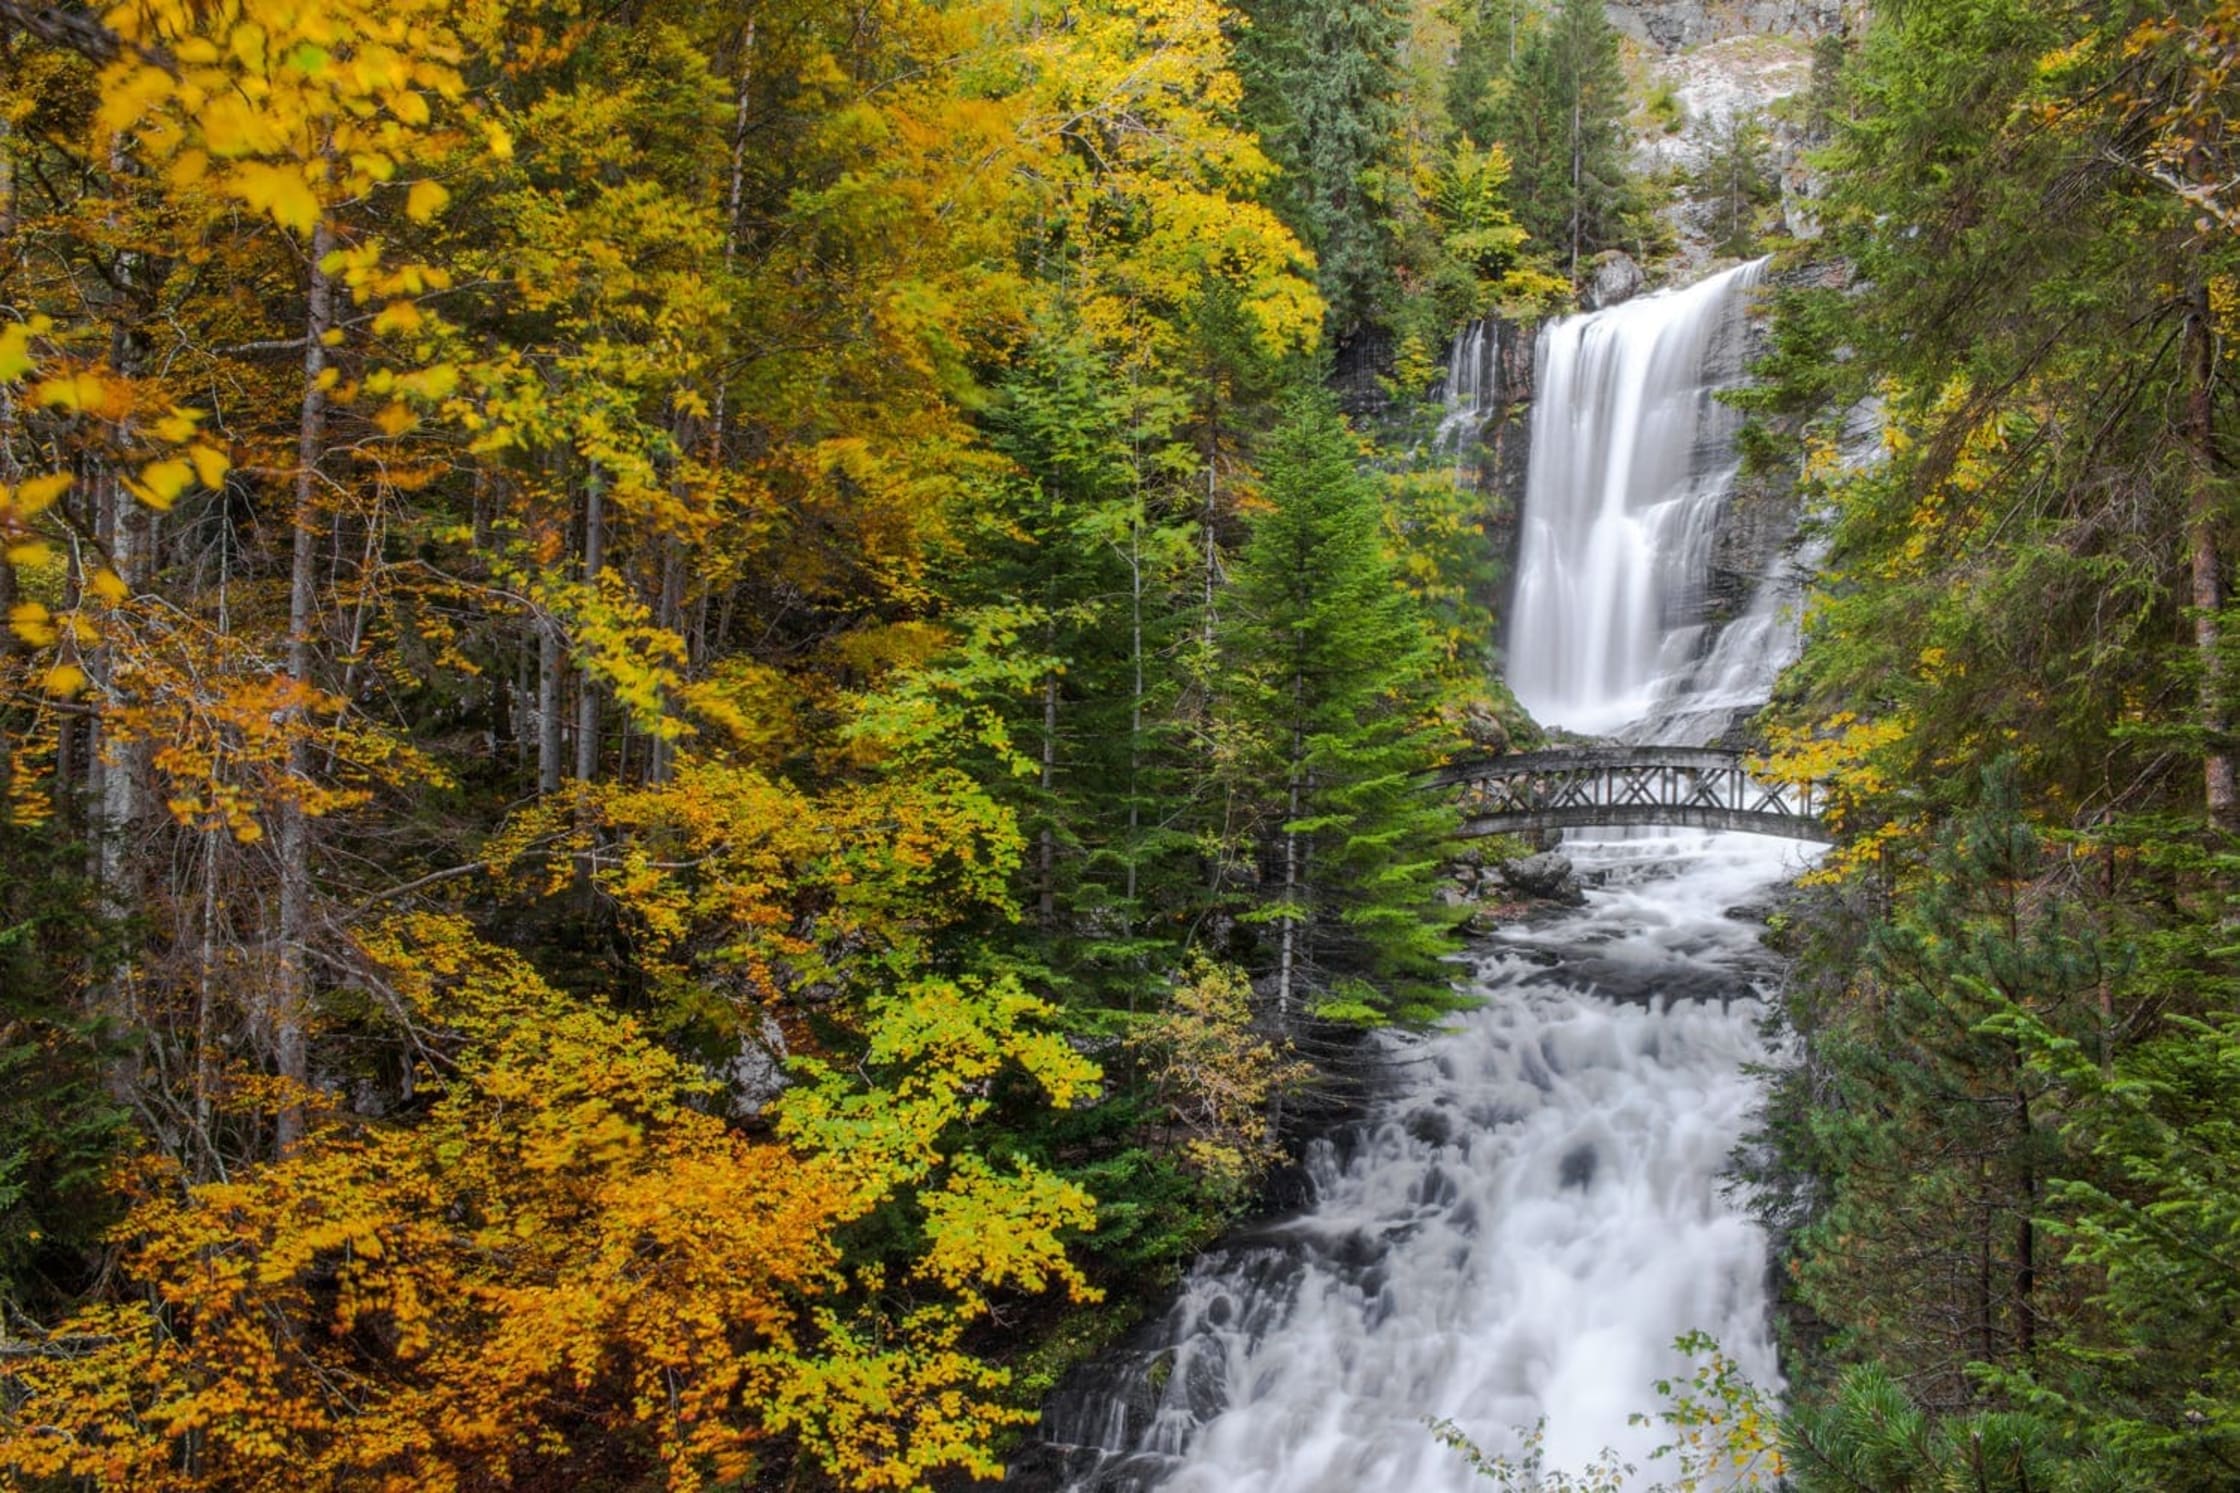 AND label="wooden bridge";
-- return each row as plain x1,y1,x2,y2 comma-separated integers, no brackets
1433,748,1832,843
